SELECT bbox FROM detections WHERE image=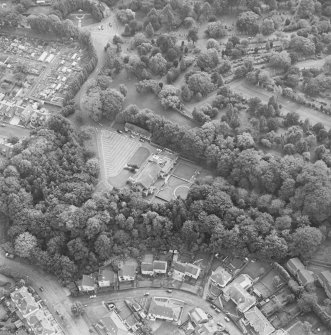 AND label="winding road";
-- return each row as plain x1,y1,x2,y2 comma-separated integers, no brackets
0,253,90,335
74,288,243,335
